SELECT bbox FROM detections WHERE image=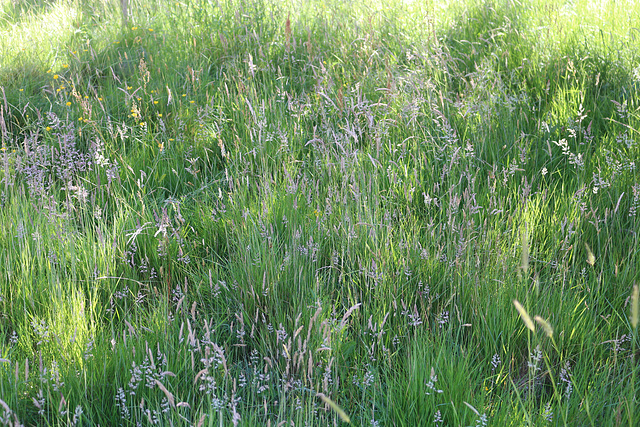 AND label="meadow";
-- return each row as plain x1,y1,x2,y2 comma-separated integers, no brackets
0,0,639,425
